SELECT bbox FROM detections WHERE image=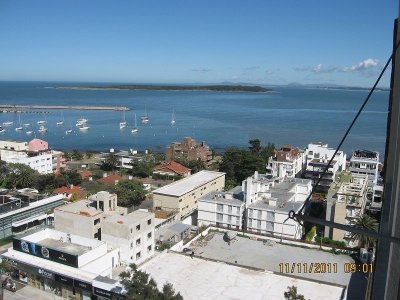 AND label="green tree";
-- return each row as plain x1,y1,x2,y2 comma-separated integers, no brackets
0,160,9,185
61,169,82,186
260,142,275,162
351,214,379,248
114,180,146,207
175,158,206,174
63,152,71,161
5,163,36,189
284,286,306,300
120,264,183,300
130,160,154,178
102,152,119,172
249,139,261,154
71,149,83,161
85,152,94,159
